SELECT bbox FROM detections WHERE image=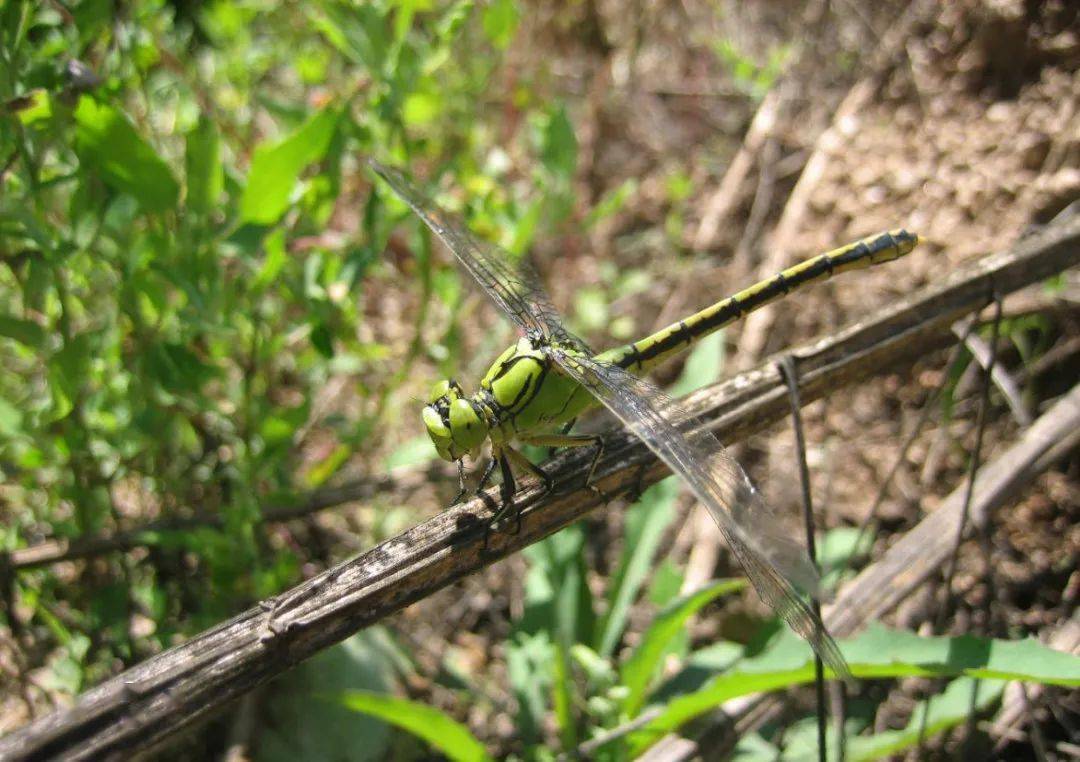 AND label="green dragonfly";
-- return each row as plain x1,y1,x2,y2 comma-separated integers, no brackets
371,159,919,679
